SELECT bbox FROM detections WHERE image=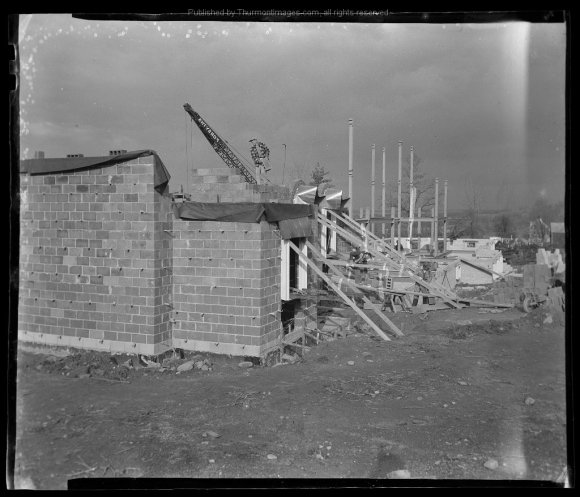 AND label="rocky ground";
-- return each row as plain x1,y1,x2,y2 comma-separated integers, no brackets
11,303,568,489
